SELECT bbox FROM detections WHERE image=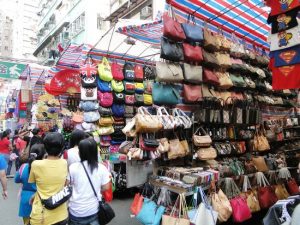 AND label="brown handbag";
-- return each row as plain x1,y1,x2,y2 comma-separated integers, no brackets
216,72,233,89
135,107,163,133
203,69,220,86
196,147,217,160
203,50,219,66
202,85,215,98
252,156,269,172
168,138,186,159
275,184,290,200
193,127,212,147
240,176,261,213
253,126,270,152
215,53,232,68
211,189,232,222
157,138,170,153
204,28,220,51
183,84,202,102
180,140,189,155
